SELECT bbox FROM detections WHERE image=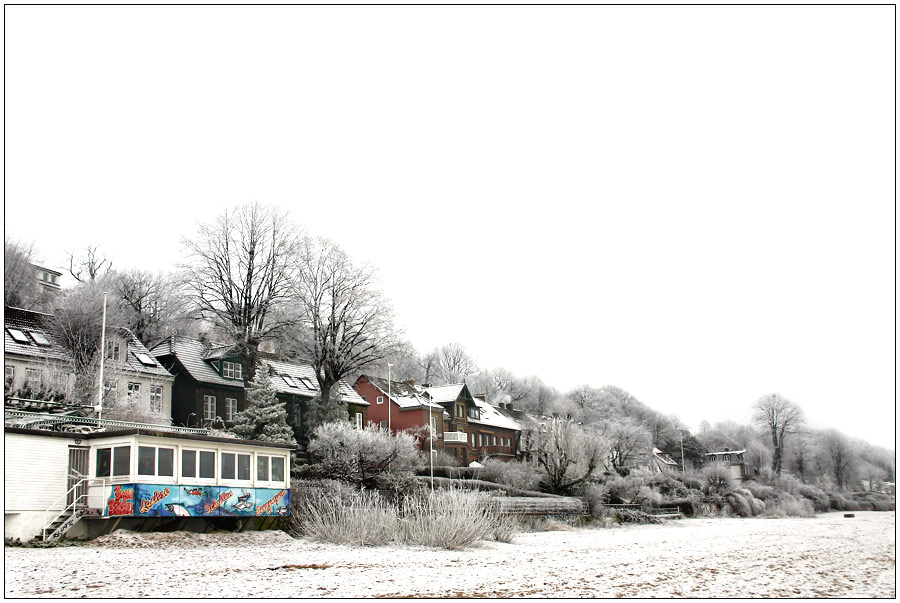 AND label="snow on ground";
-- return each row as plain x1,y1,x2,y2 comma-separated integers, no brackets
4,511,894,598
